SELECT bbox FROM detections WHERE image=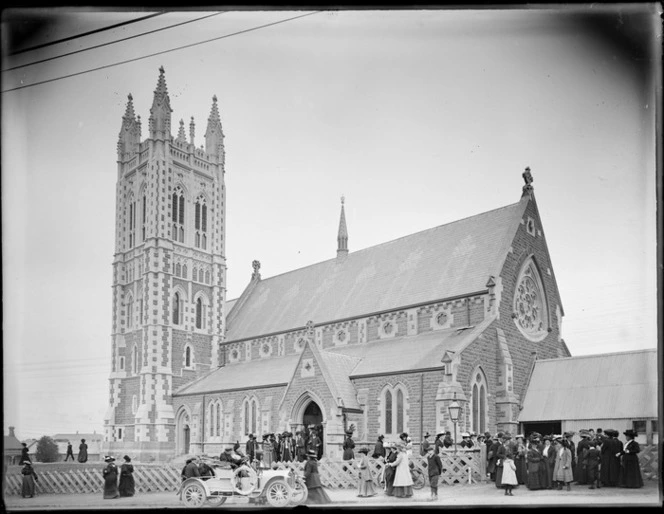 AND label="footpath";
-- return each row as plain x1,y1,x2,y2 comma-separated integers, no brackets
3,480,661,510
